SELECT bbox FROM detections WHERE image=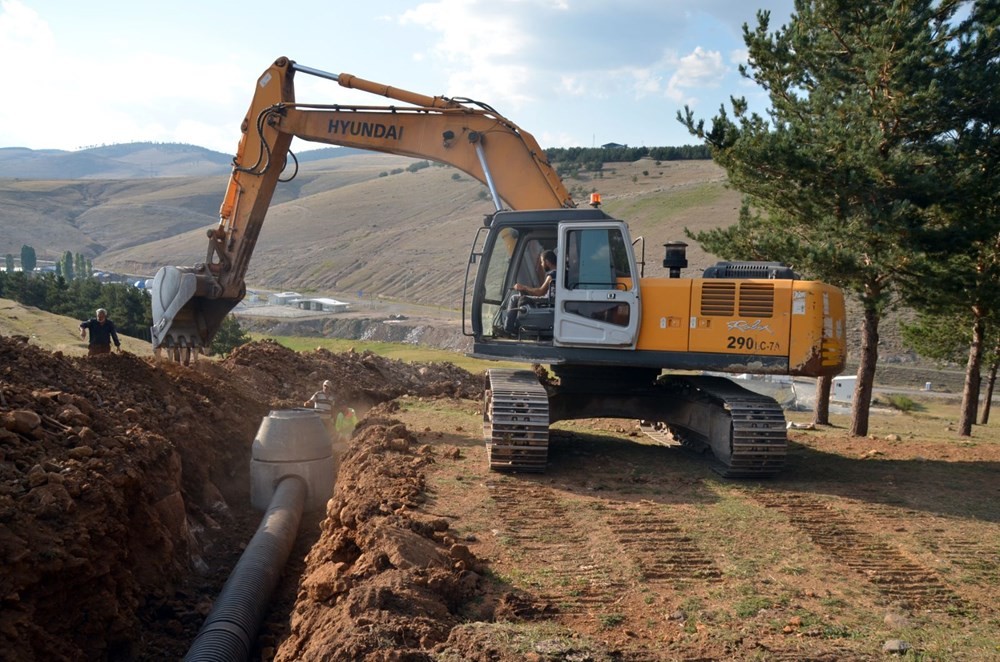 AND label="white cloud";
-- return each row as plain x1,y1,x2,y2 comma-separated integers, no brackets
666,47,726,104
0,0,51,51
0,0,800,152
558,75,587,97
399,1,529,62
630,69,663,98
0,1,253,151
395,1,549,114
